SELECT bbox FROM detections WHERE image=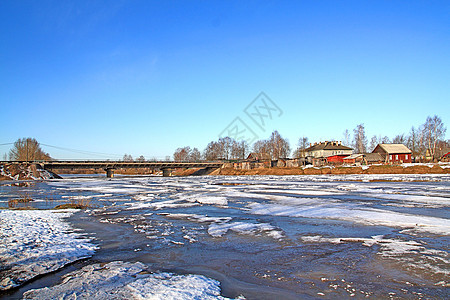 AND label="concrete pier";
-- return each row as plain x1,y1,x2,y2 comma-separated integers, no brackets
162,168,173,177
106,168,114,178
